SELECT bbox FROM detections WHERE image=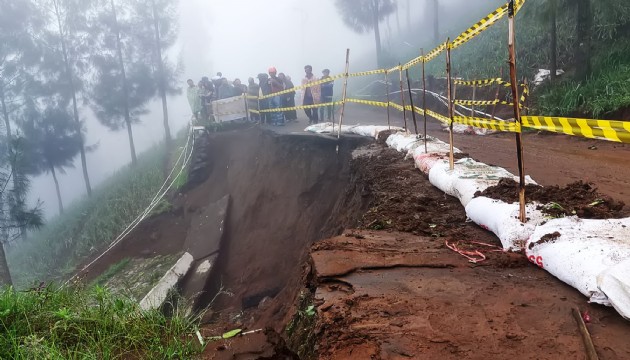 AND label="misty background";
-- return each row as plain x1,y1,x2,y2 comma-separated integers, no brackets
29,0,503,218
